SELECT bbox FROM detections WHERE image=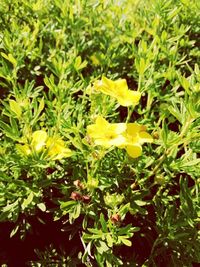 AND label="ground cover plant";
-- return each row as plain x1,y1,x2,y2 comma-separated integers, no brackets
0,0,200,266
